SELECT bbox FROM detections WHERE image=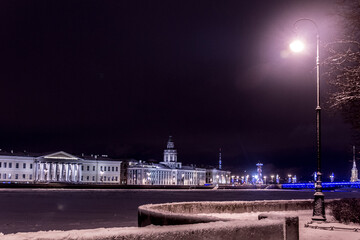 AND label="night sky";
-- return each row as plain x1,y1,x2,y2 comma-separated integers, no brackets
0,0,355,180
